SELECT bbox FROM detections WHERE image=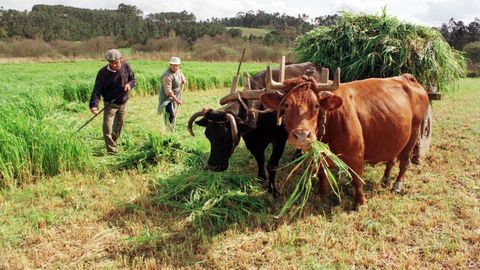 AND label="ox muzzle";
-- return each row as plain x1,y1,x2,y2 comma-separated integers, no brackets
290,128,316,149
